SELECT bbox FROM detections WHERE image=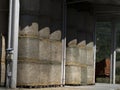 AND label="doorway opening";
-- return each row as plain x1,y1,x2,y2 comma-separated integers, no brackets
95,16,120,84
